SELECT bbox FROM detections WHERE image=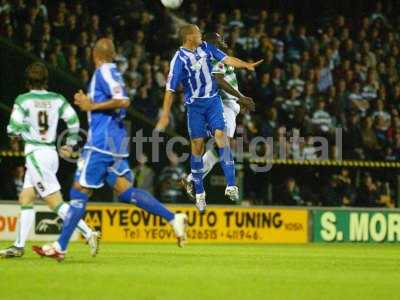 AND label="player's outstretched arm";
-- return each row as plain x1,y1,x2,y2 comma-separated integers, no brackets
214,74,255,112
223,57,264,71
156,90,174,131
208,43,262,71
74,90,129,111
